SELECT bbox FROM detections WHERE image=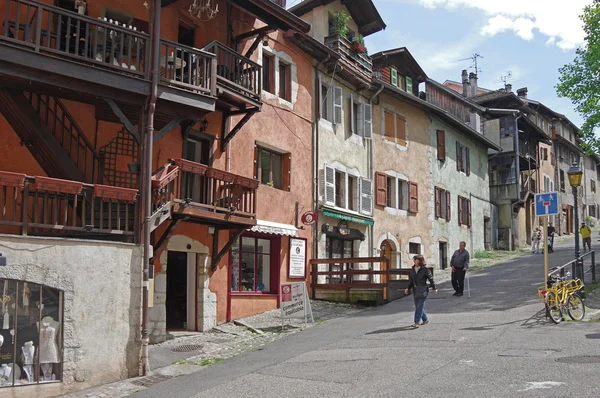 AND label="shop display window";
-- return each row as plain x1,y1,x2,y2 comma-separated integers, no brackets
231,234,279,293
